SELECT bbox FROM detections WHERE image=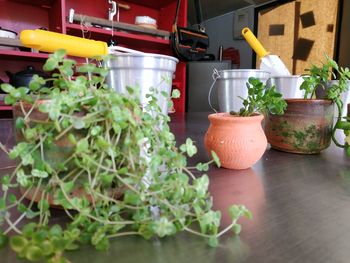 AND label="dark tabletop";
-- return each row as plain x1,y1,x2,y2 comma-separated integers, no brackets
1,112,350,263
